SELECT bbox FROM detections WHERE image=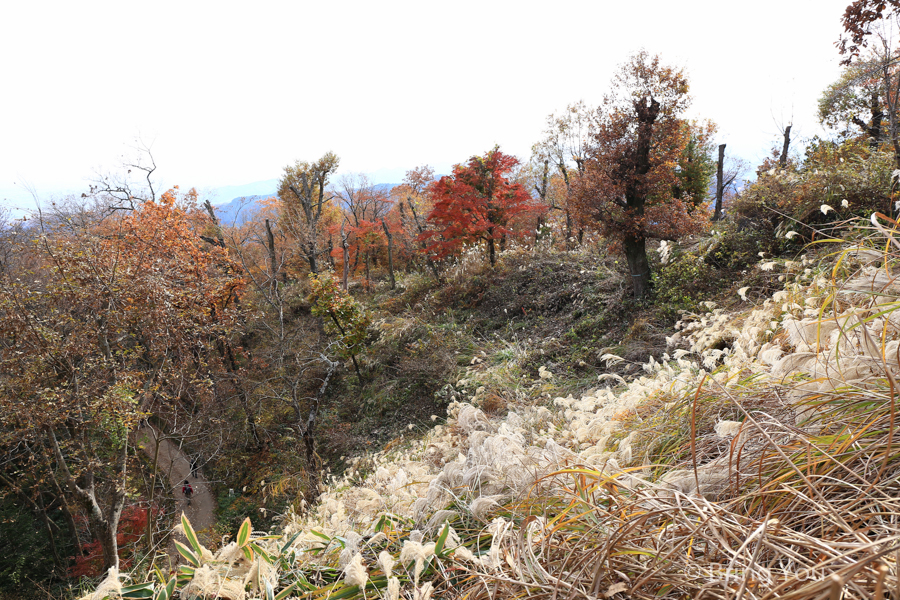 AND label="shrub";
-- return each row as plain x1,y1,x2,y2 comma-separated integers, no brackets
704,221,777,271
0,497,73,595
309,273,370,382
652,253,717,318
733,139,895,235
